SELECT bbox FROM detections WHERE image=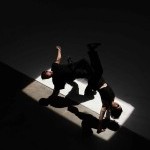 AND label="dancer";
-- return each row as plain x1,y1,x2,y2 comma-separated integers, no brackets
86,43,122,133
41,46,93,101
